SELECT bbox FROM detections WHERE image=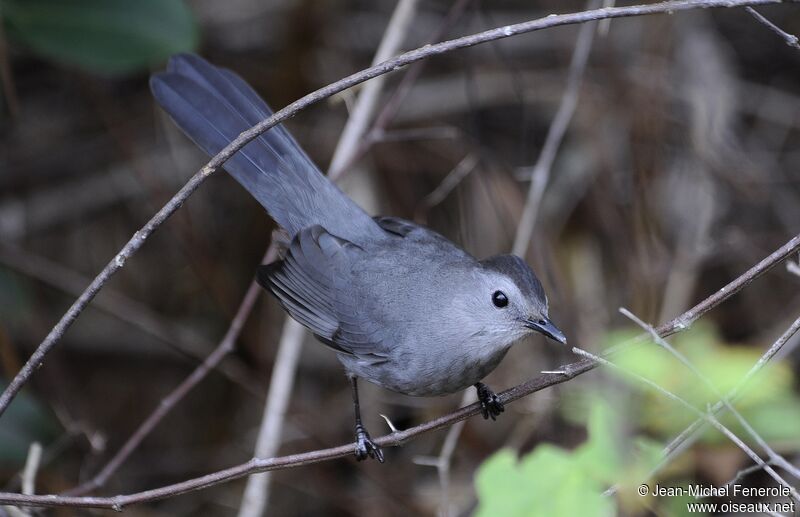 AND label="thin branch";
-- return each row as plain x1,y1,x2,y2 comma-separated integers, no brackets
327,0,419,179
621,308,800,480
512,0,598,257
745,6,800,49
3,443,41,517
5,0,777,424
787,259,800,277
236,320,305,517
0,0,790,421
434,3,599,512
648,313,800,481
571,347,800,502
0,228,796,509
725,459,776,486
20,444,41,498
237,2,419,515
63,247,276,496
419,153,479,210
0,243,263,397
